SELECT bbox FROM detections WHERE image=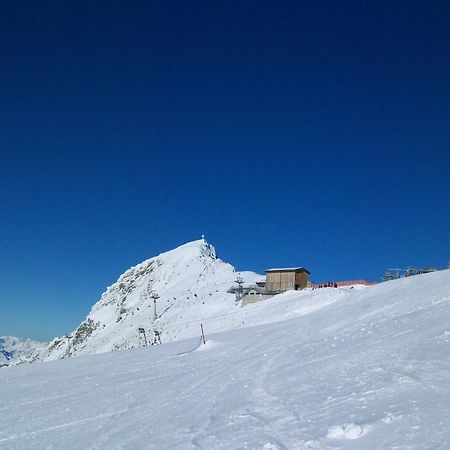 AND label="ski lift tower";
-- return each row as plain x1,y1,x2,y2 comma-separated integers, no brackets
234,275,244,303
138,327,148,347
150,292,161,345
388,268,405,279
64,334,72,358
151,292,159,322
